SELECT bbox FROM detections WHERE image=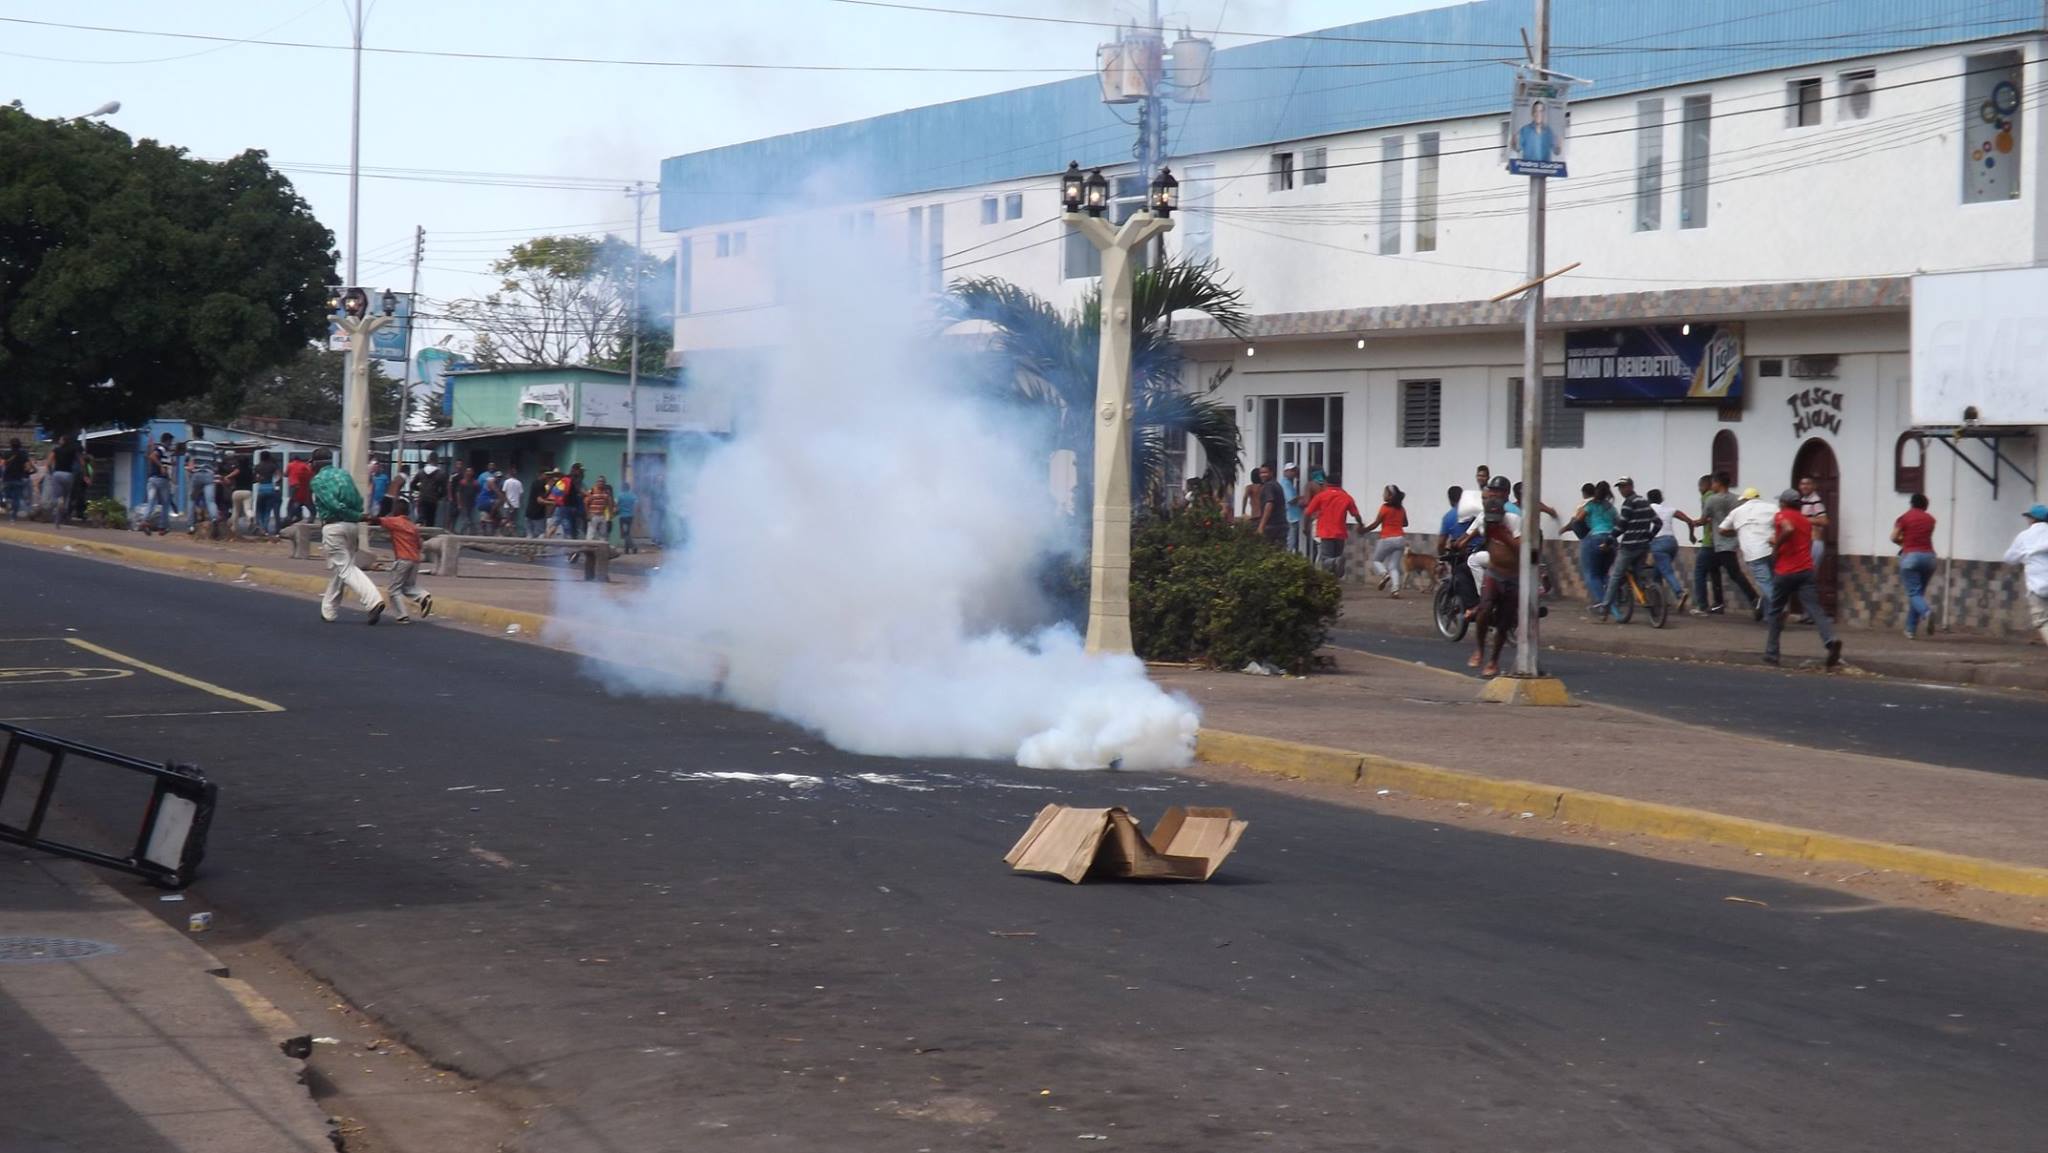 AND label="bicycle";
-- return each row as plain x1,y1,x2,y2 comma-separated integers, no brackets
1610,558,1671,628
